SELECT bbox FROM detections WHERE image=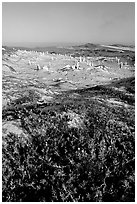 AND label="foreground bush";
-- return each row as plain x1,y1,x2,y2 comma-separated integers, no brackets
3,98,135,202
